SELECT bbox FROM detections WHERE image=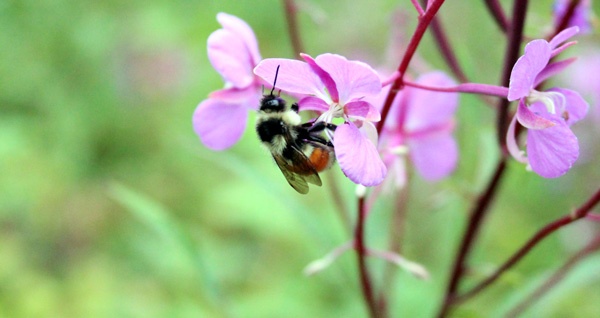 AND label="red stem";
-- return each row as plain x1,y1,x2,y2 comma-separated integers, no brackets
483,0,510,33
282,0,304,56
551,0,582,39
454,187,600,304
428,13,469,83
436,159,506,317
496,0,528,151
356,197,380,318
437,2,529,316
506,233,600,317
376,0,446,134
377,181,411,316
